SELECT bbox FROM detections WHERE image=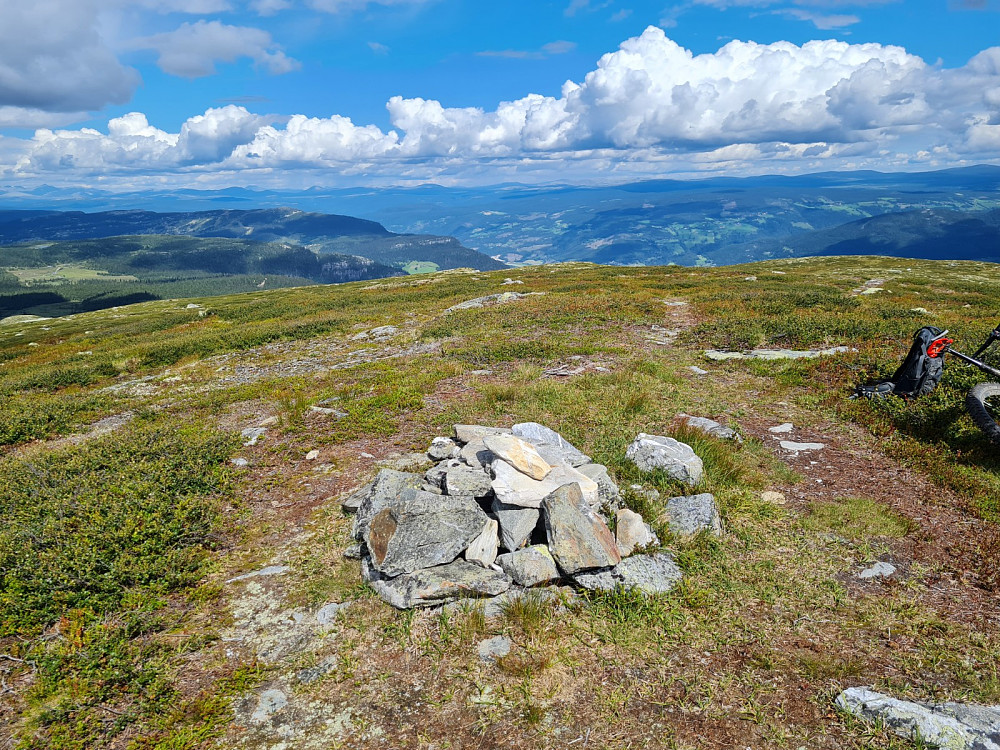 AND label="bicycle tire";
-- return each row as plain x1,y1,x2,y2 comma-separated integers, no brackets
966,381,1000,446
